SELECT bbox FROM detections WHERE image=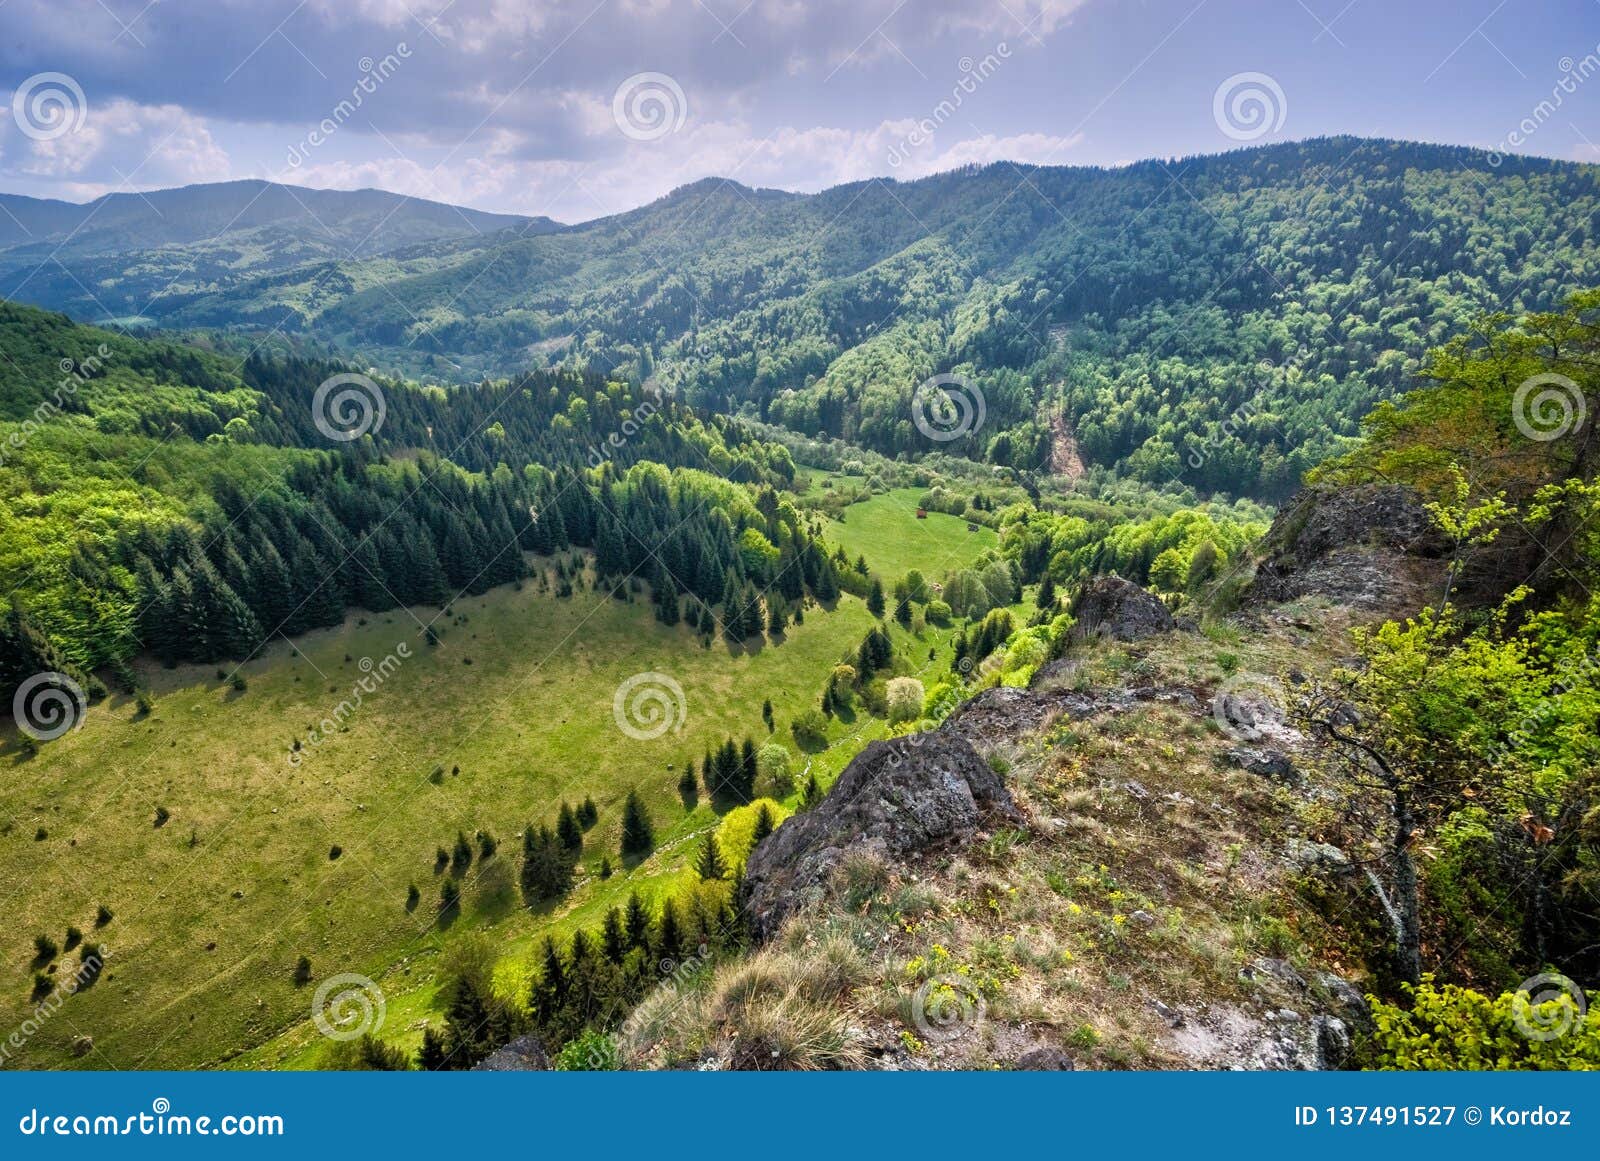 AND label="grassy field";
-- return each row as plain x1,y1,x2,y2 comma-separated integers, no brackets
821,486,999,580
1,559,962,1069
